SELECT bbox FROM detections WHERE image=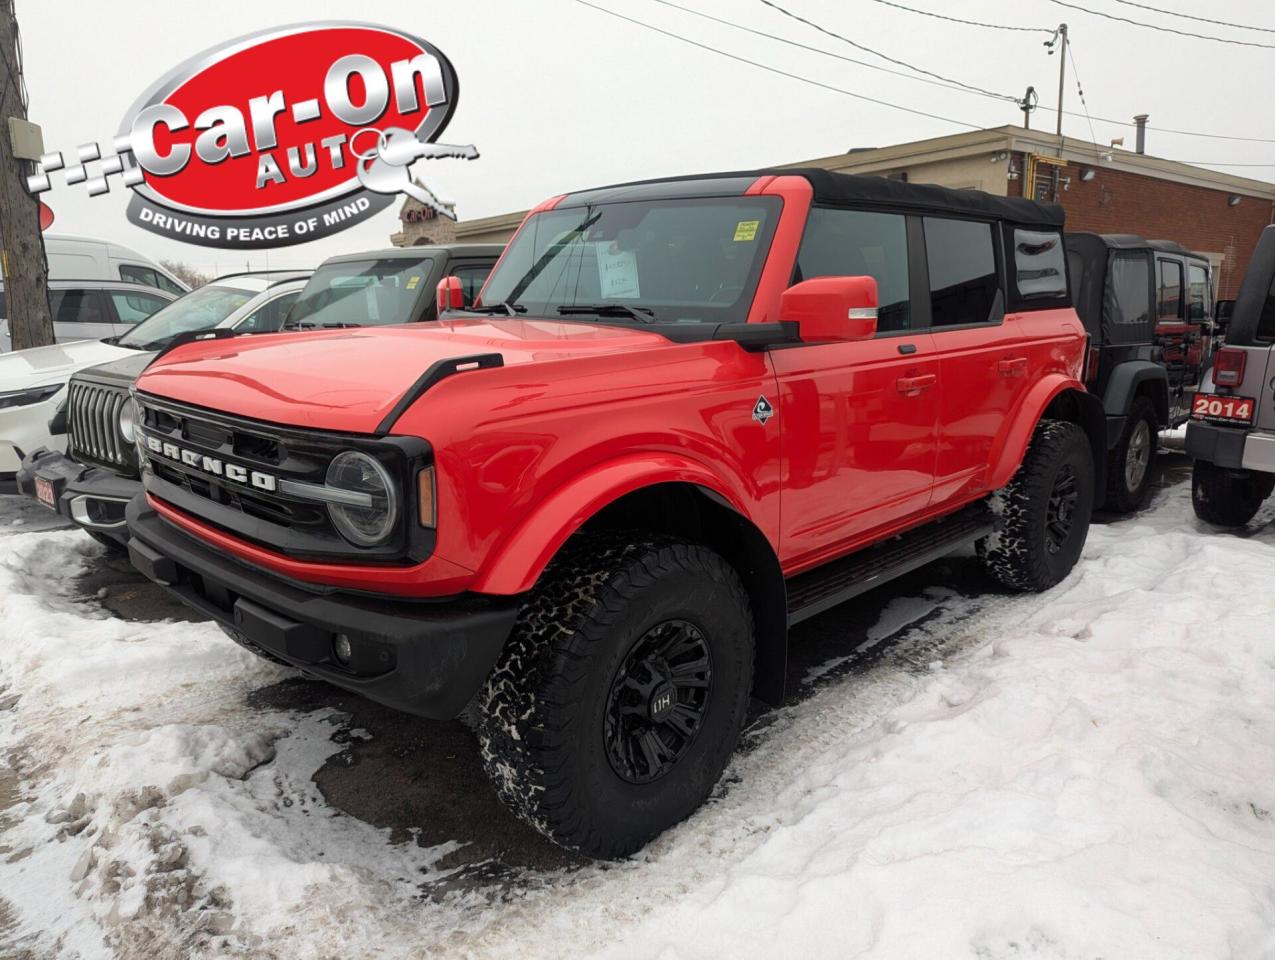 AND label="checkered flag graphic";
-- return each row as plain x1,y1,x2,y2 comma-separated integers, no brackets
26,135,145,197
